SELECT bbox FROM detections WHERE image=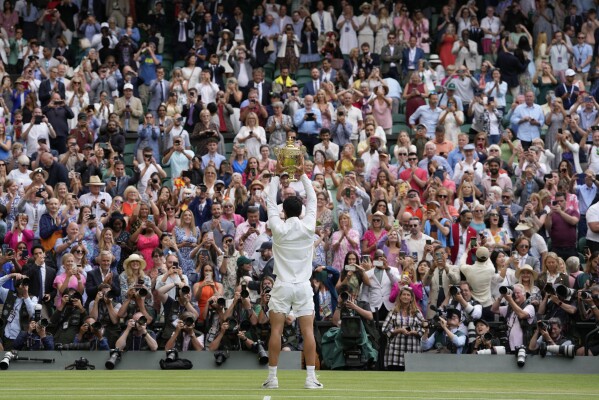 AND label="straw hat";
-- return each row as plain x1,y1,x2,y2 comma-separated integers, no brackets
249,180,265,190
123,253,147,271
369,210,388,225
516,264,538,280
29,167,49,181
86,175,106,186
